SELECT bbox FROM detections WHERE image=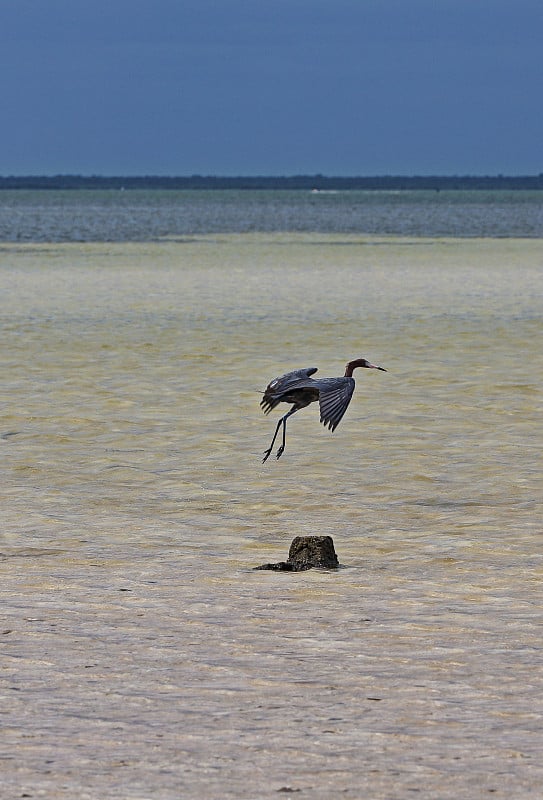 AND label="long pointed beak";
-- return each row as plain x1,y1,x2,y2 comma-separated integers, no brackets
368,363,387,371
